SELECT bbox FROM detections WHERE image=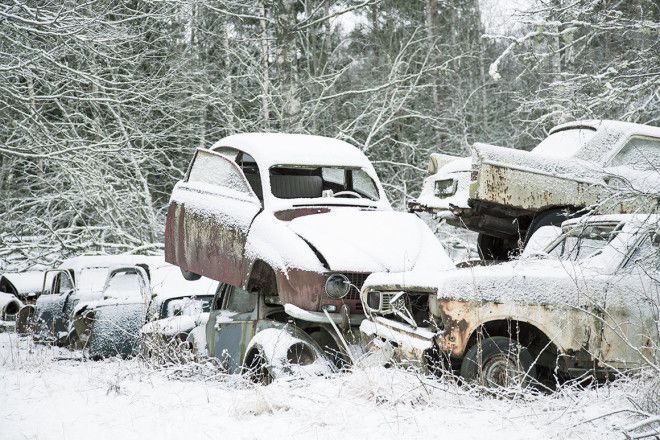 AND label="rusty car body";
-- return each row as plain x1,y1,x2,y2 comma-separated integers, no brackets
360,214,660,387
164,133,454,372
461,120,660,259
